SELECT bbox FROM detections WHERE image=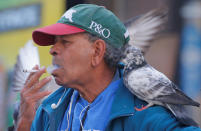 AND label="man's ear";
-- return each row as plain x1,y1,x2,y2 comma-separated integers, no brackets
91,39,106,67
